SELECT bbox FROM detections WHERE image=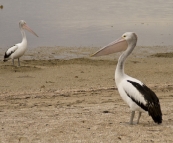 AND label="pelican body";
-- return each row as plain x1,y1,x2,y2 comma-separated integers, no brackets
3,20,38,66
92,32,162,125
